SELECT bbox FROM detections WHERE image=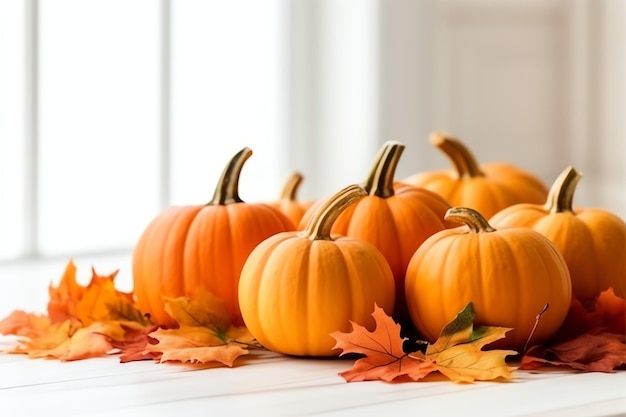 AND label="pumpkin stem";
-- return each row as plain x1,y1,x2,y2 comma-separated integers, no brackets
302,184,367,241
363,141,404,198
430,132,484,178
279,171,304,201
543,166,582,214
208,147,251,205
444,206,496,233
